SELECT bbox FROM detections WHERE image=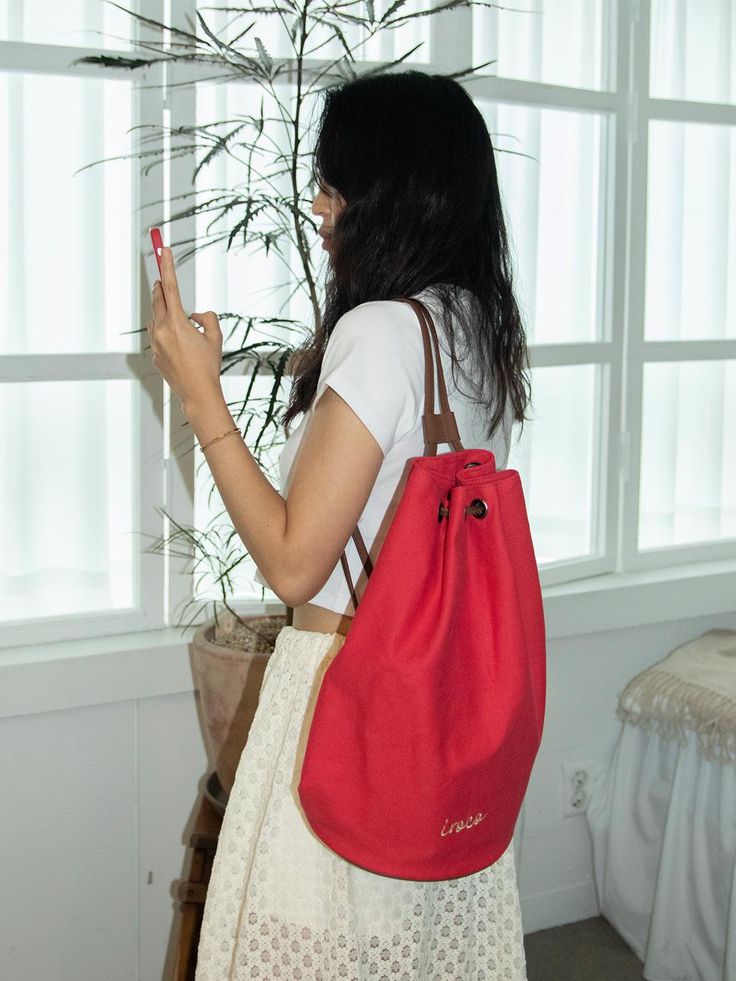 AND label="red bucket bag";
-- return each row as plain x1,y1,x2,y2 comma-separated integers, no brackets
297,295,546,881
